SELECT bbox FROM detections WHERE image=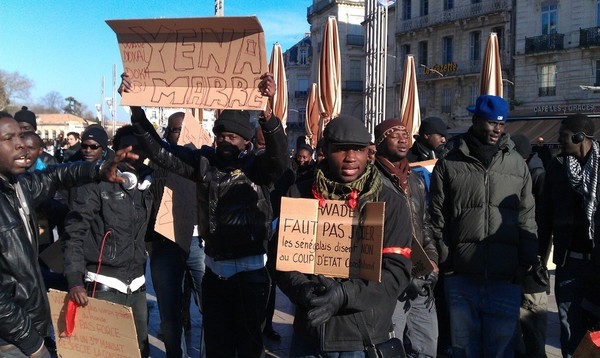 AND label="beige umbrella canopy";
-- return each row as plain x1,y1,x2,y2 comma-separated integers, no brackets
269,43,288,129
318,16,342,131
305,83,320,148
400,55,421,147
480,32,503,97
